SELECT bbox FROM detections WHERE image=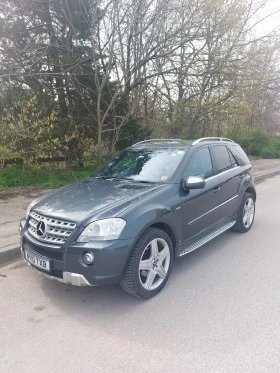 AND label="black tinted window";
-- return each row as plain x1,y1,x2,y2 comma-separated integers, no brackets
230,144,250,166
212,145,233,173
185,147,213,179
228,148,239,167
